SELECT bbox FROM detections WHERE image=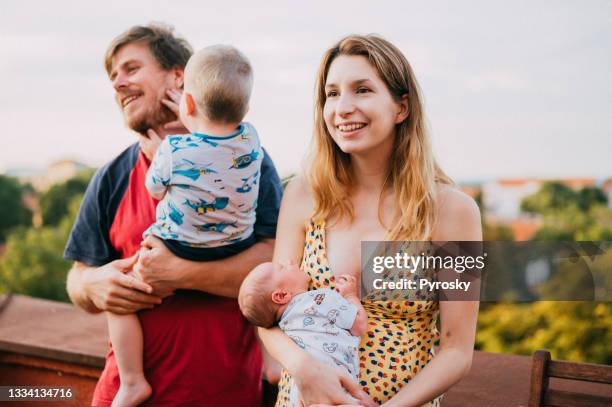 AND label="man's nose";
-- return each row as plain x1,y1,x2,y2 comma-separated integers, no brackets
112,71,129,92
